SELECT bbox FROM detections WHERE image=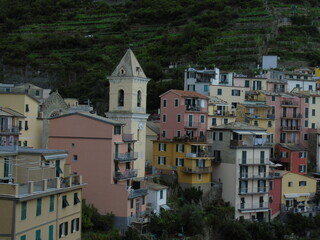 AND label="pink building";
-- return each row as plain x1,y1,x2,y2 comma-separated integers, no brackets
264,92,309,148
48,112,147,233
159,90,208,140
277,144,307,175
269,171,282,219
0,107,24,146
